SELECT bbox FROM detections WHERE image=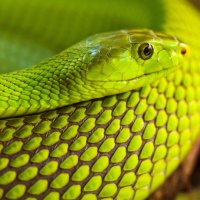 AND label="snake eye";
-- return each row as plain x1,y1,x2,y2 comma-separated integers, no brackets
138,43,154,60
